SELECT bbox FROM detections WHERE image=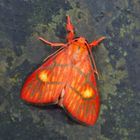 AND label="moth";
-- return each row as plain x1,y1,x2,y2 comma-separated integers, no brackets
21,16,105,126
